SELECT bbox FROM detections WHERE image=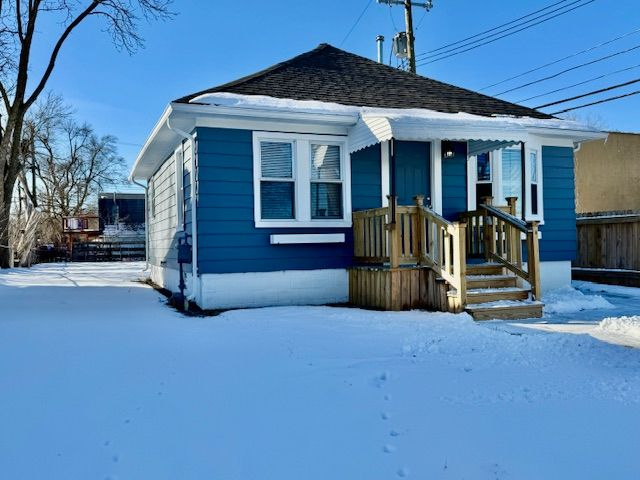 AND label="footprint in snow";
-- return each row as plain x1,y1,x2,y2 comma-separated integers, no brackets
373,372,390,388
397,467,410,477
389,429,400,437
381,412,390,420
383,444,397,453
